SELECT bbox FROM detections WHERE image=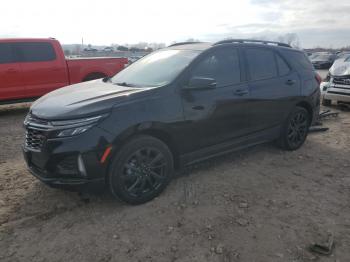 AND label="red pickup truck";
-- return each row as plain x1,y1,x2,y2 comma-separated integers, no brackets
0,38,128,103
